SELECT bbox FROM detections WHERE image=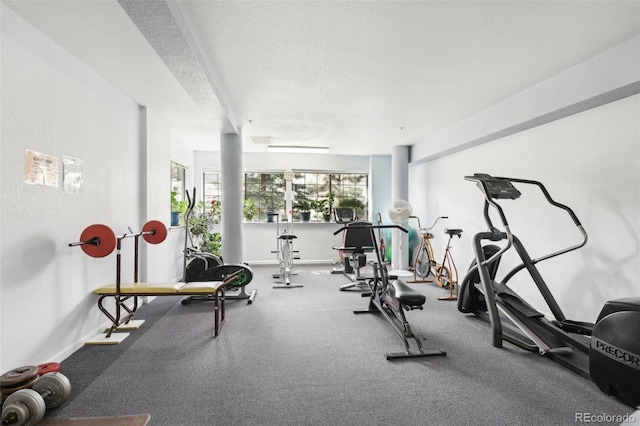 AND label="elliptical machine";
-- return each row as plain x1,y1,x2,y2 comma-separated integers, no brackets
181,188,256,304
181,188,223,305
458,173,640,407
